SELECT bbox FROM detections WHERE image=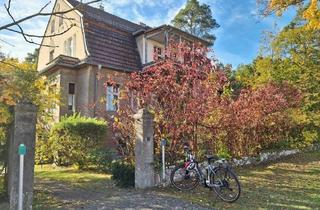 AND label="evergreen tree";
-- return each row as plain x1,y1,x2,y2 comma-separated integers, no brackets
172,0,219,45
